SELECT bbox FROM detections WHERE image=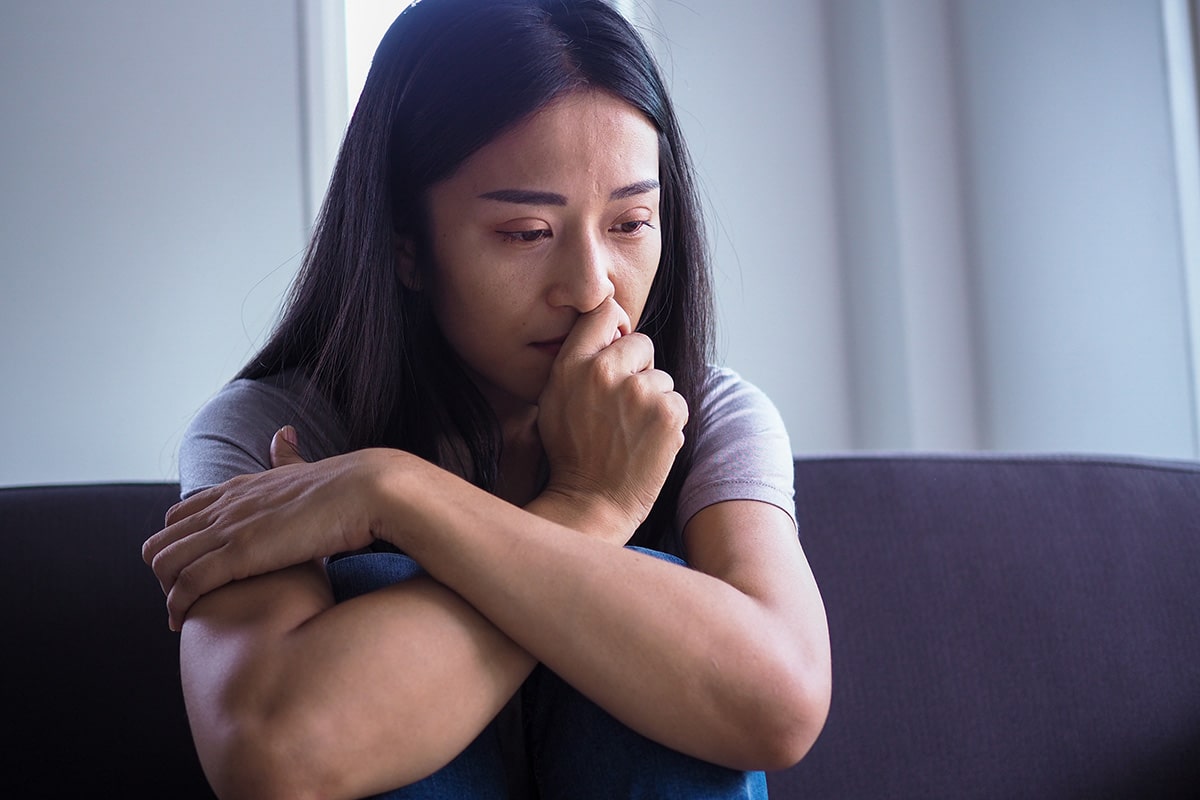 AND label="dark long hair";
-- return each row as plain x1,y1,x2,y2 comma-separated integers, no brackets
240,0,713,549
